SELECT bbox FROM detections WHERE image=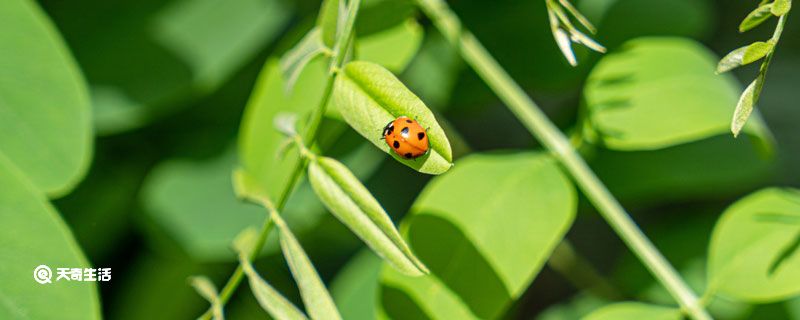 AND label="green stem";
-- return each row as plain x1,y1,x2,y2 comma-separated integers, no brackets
753,13,787,102
416,0,711,319
198,1,362,318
